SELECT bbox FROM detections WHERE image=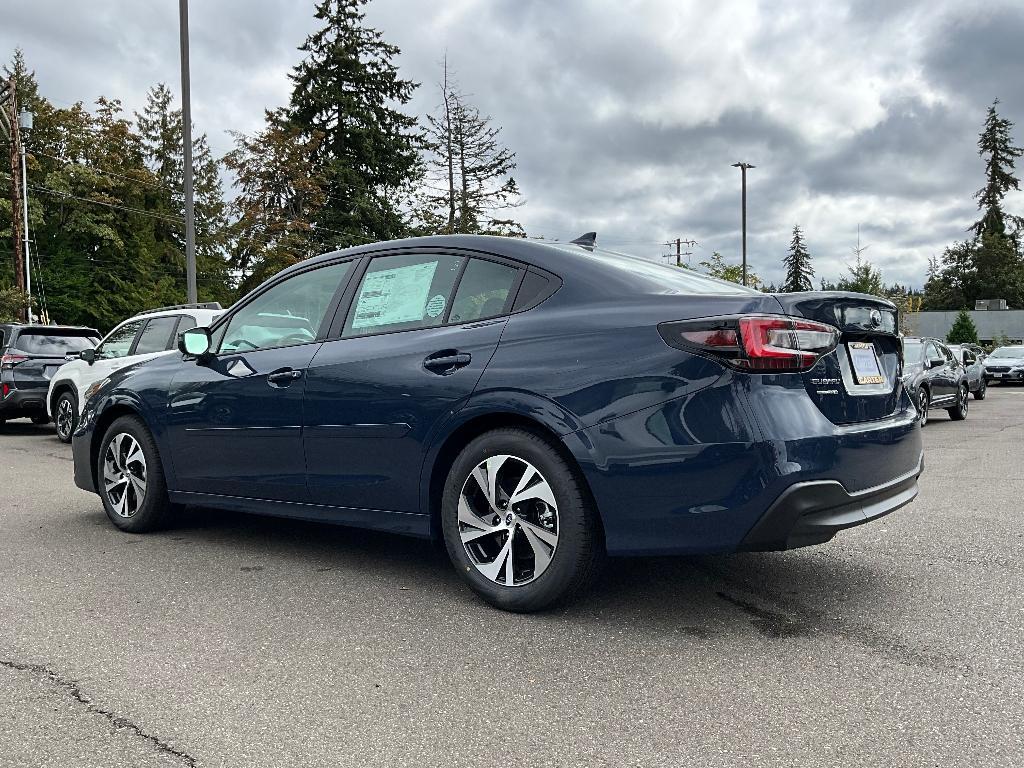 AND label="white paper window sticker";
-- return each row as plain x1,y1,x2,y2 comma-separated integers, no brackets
425,294,446,318
352,261,438,329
